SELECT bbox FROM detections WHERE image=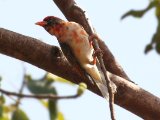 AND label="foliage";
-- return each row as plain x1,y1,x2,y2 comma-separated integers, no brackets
0,74,69,120
122,0,160,54
11,109,29,120
0,71,86,120
77,83,87,96
25,73,60,120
